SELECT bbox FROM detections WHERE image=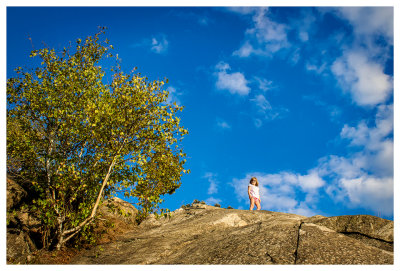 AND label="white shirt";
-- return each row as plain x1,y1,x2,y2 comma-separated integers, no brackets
248,184,260,199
